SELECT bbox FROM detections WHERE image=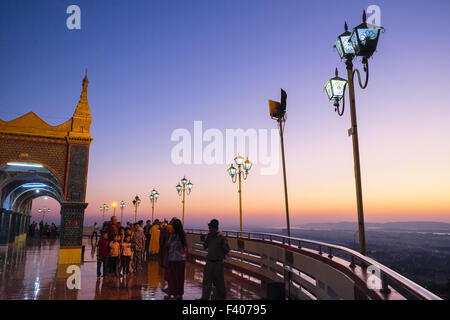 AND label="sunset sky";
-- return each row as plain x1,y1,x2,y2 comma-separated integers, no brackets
1,0,450,229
